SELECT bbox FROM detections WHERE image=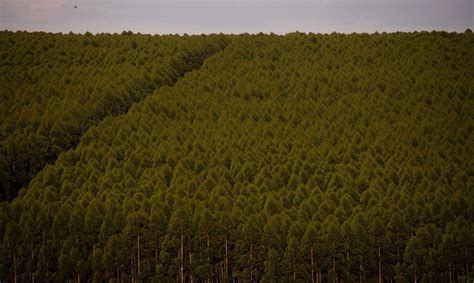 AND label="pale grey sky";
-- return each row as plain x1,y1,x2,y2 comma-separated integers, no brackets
0,0,472,34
